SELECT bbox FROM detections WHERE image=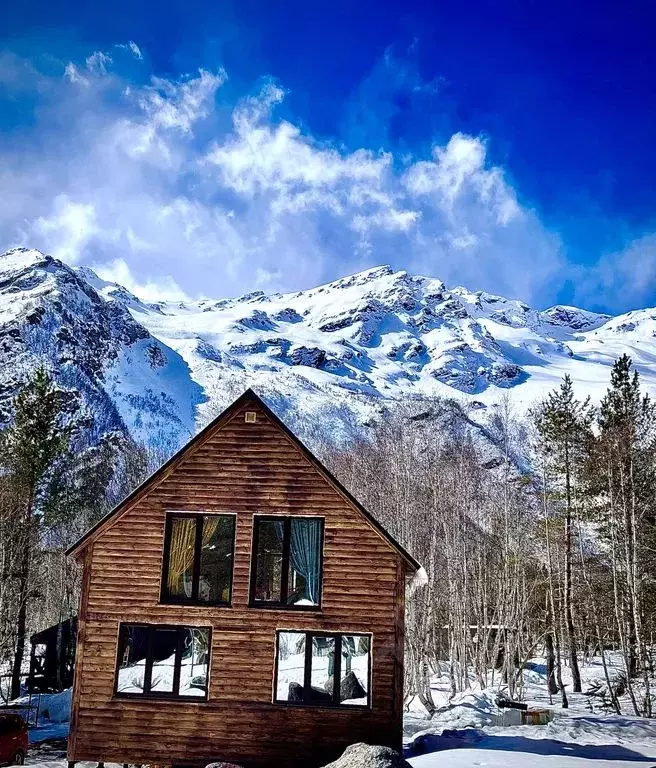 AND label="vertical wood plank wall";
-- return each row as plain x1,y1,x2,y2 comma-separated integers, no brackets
69,398,407,768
